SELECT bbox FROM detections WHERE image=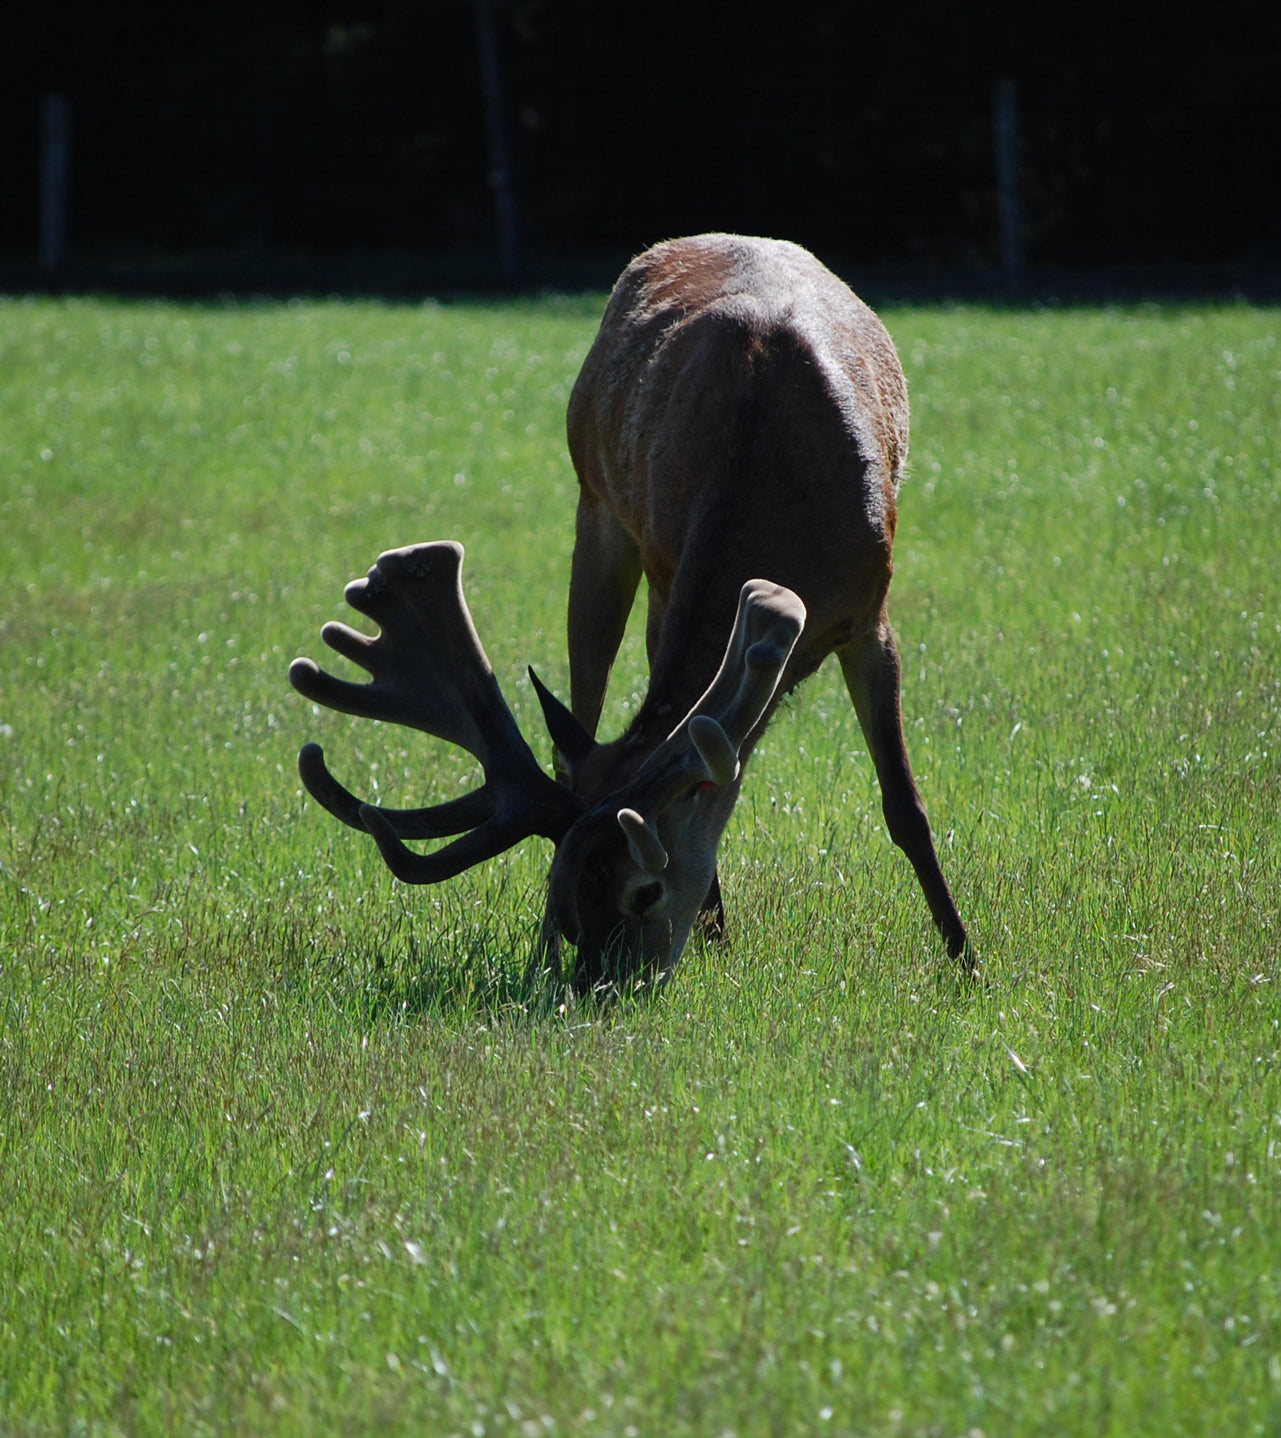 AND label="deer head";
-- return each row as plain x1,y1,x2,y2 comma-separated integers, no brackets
290,541,804,991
